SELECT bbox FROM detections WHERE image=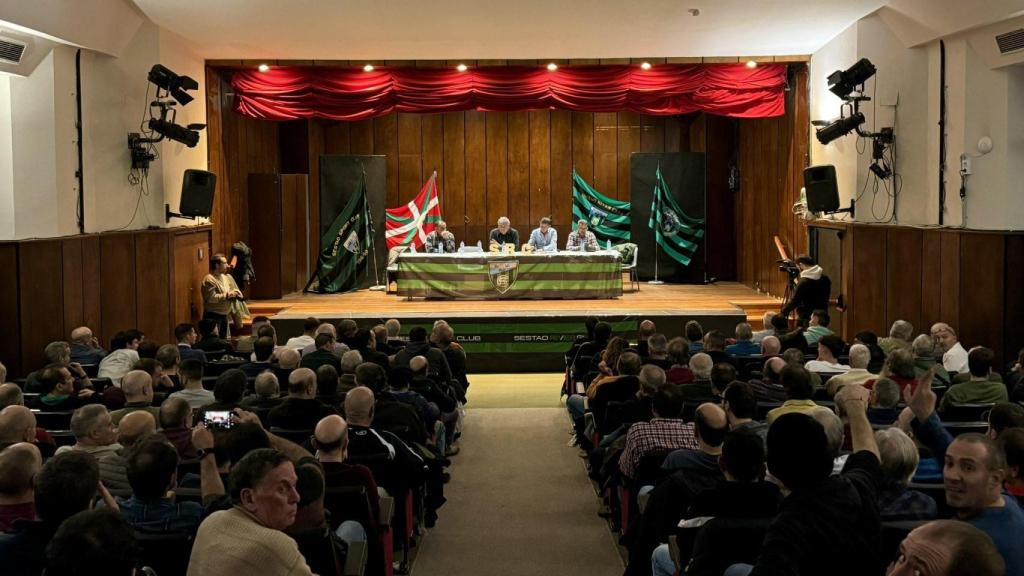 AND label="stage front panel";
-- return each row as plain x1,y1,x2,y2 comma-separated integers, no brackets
396,252,622,300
